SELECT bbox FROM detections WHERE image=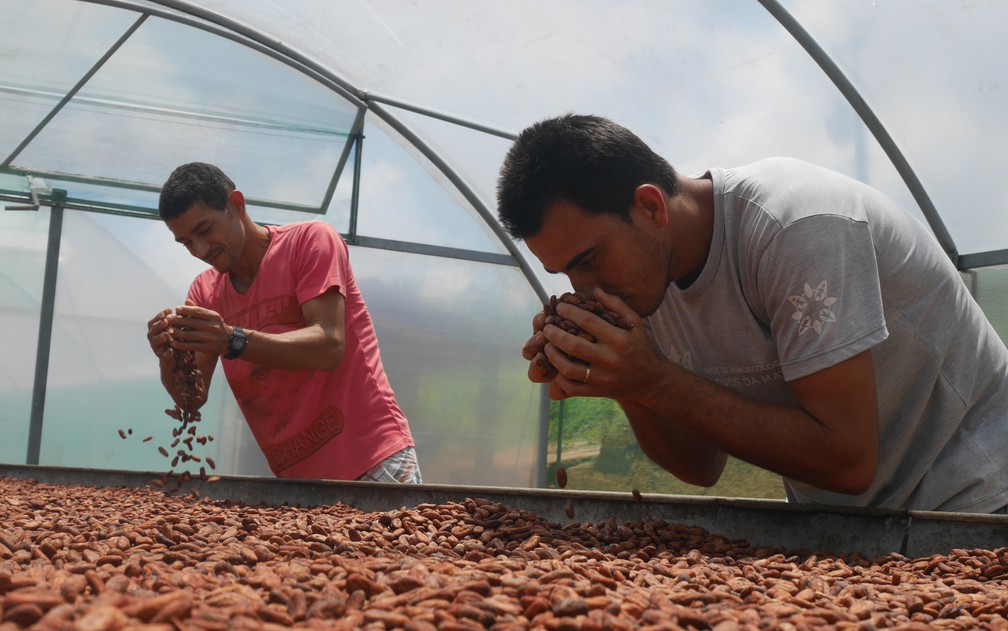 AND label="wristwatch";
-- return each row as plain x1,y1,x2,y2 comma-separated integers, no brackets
224,326,247,360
